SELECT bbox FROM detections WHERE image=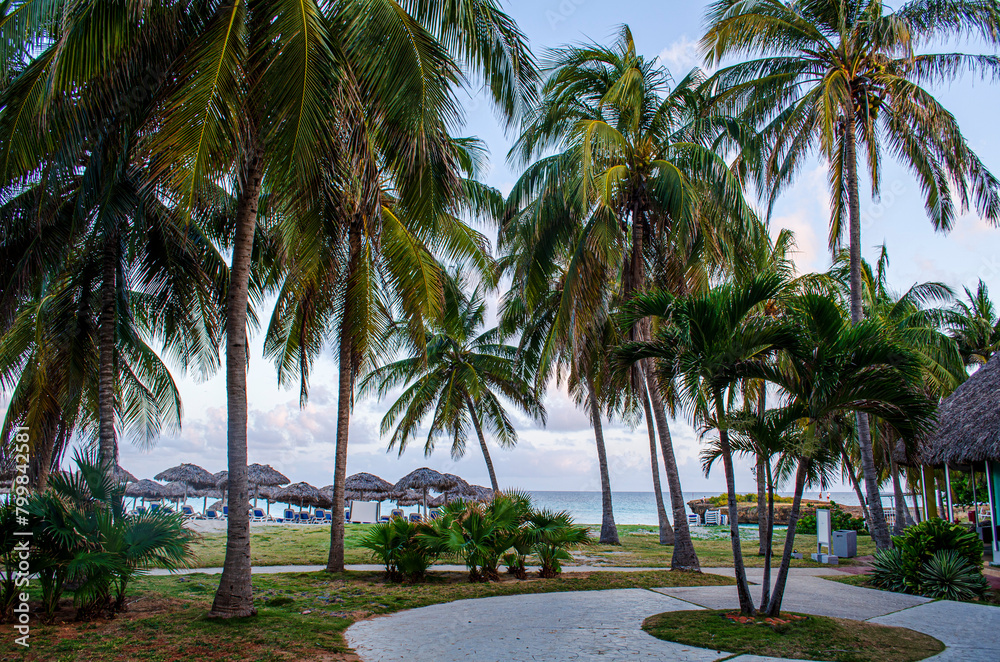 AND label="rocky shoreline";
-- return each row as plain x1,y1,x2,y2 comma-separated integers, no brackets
686,497,865,525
